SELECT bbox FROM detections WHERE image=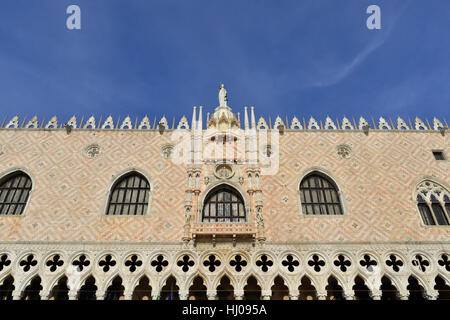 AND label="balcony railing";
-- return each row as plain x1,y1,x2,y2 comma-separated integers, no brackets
192,222,255,238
